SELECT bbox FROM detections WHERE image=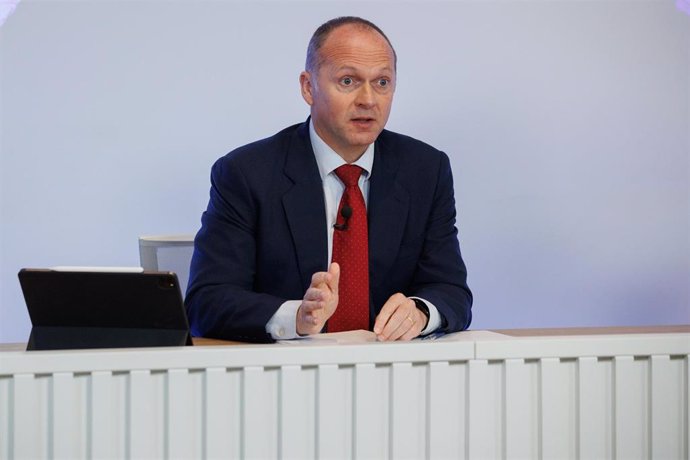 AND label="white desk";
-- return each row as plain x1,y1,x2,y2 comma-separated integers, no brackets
1,326,688,459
